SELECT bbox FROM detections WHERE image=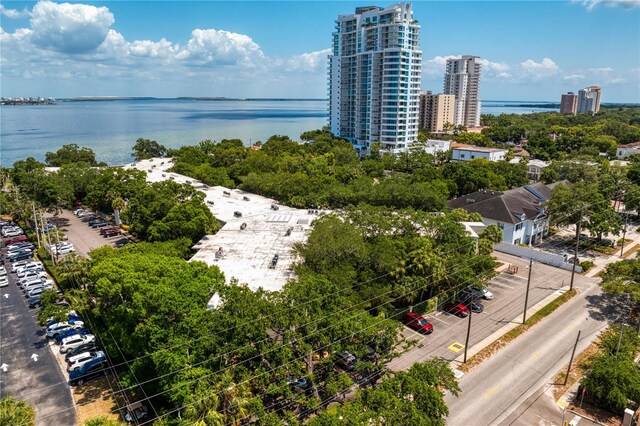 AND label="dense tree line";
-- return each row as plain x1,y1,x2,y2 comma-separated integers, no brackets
481,108,640,160
3,109,638,424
